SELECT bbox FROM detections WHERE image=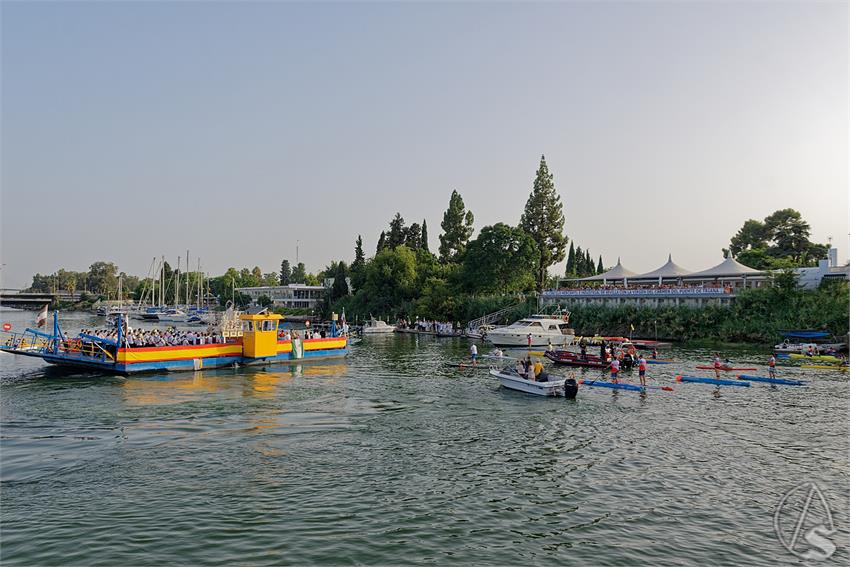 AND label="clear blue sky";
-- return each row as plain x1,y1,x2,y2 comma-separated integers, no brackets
2,1,847,288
